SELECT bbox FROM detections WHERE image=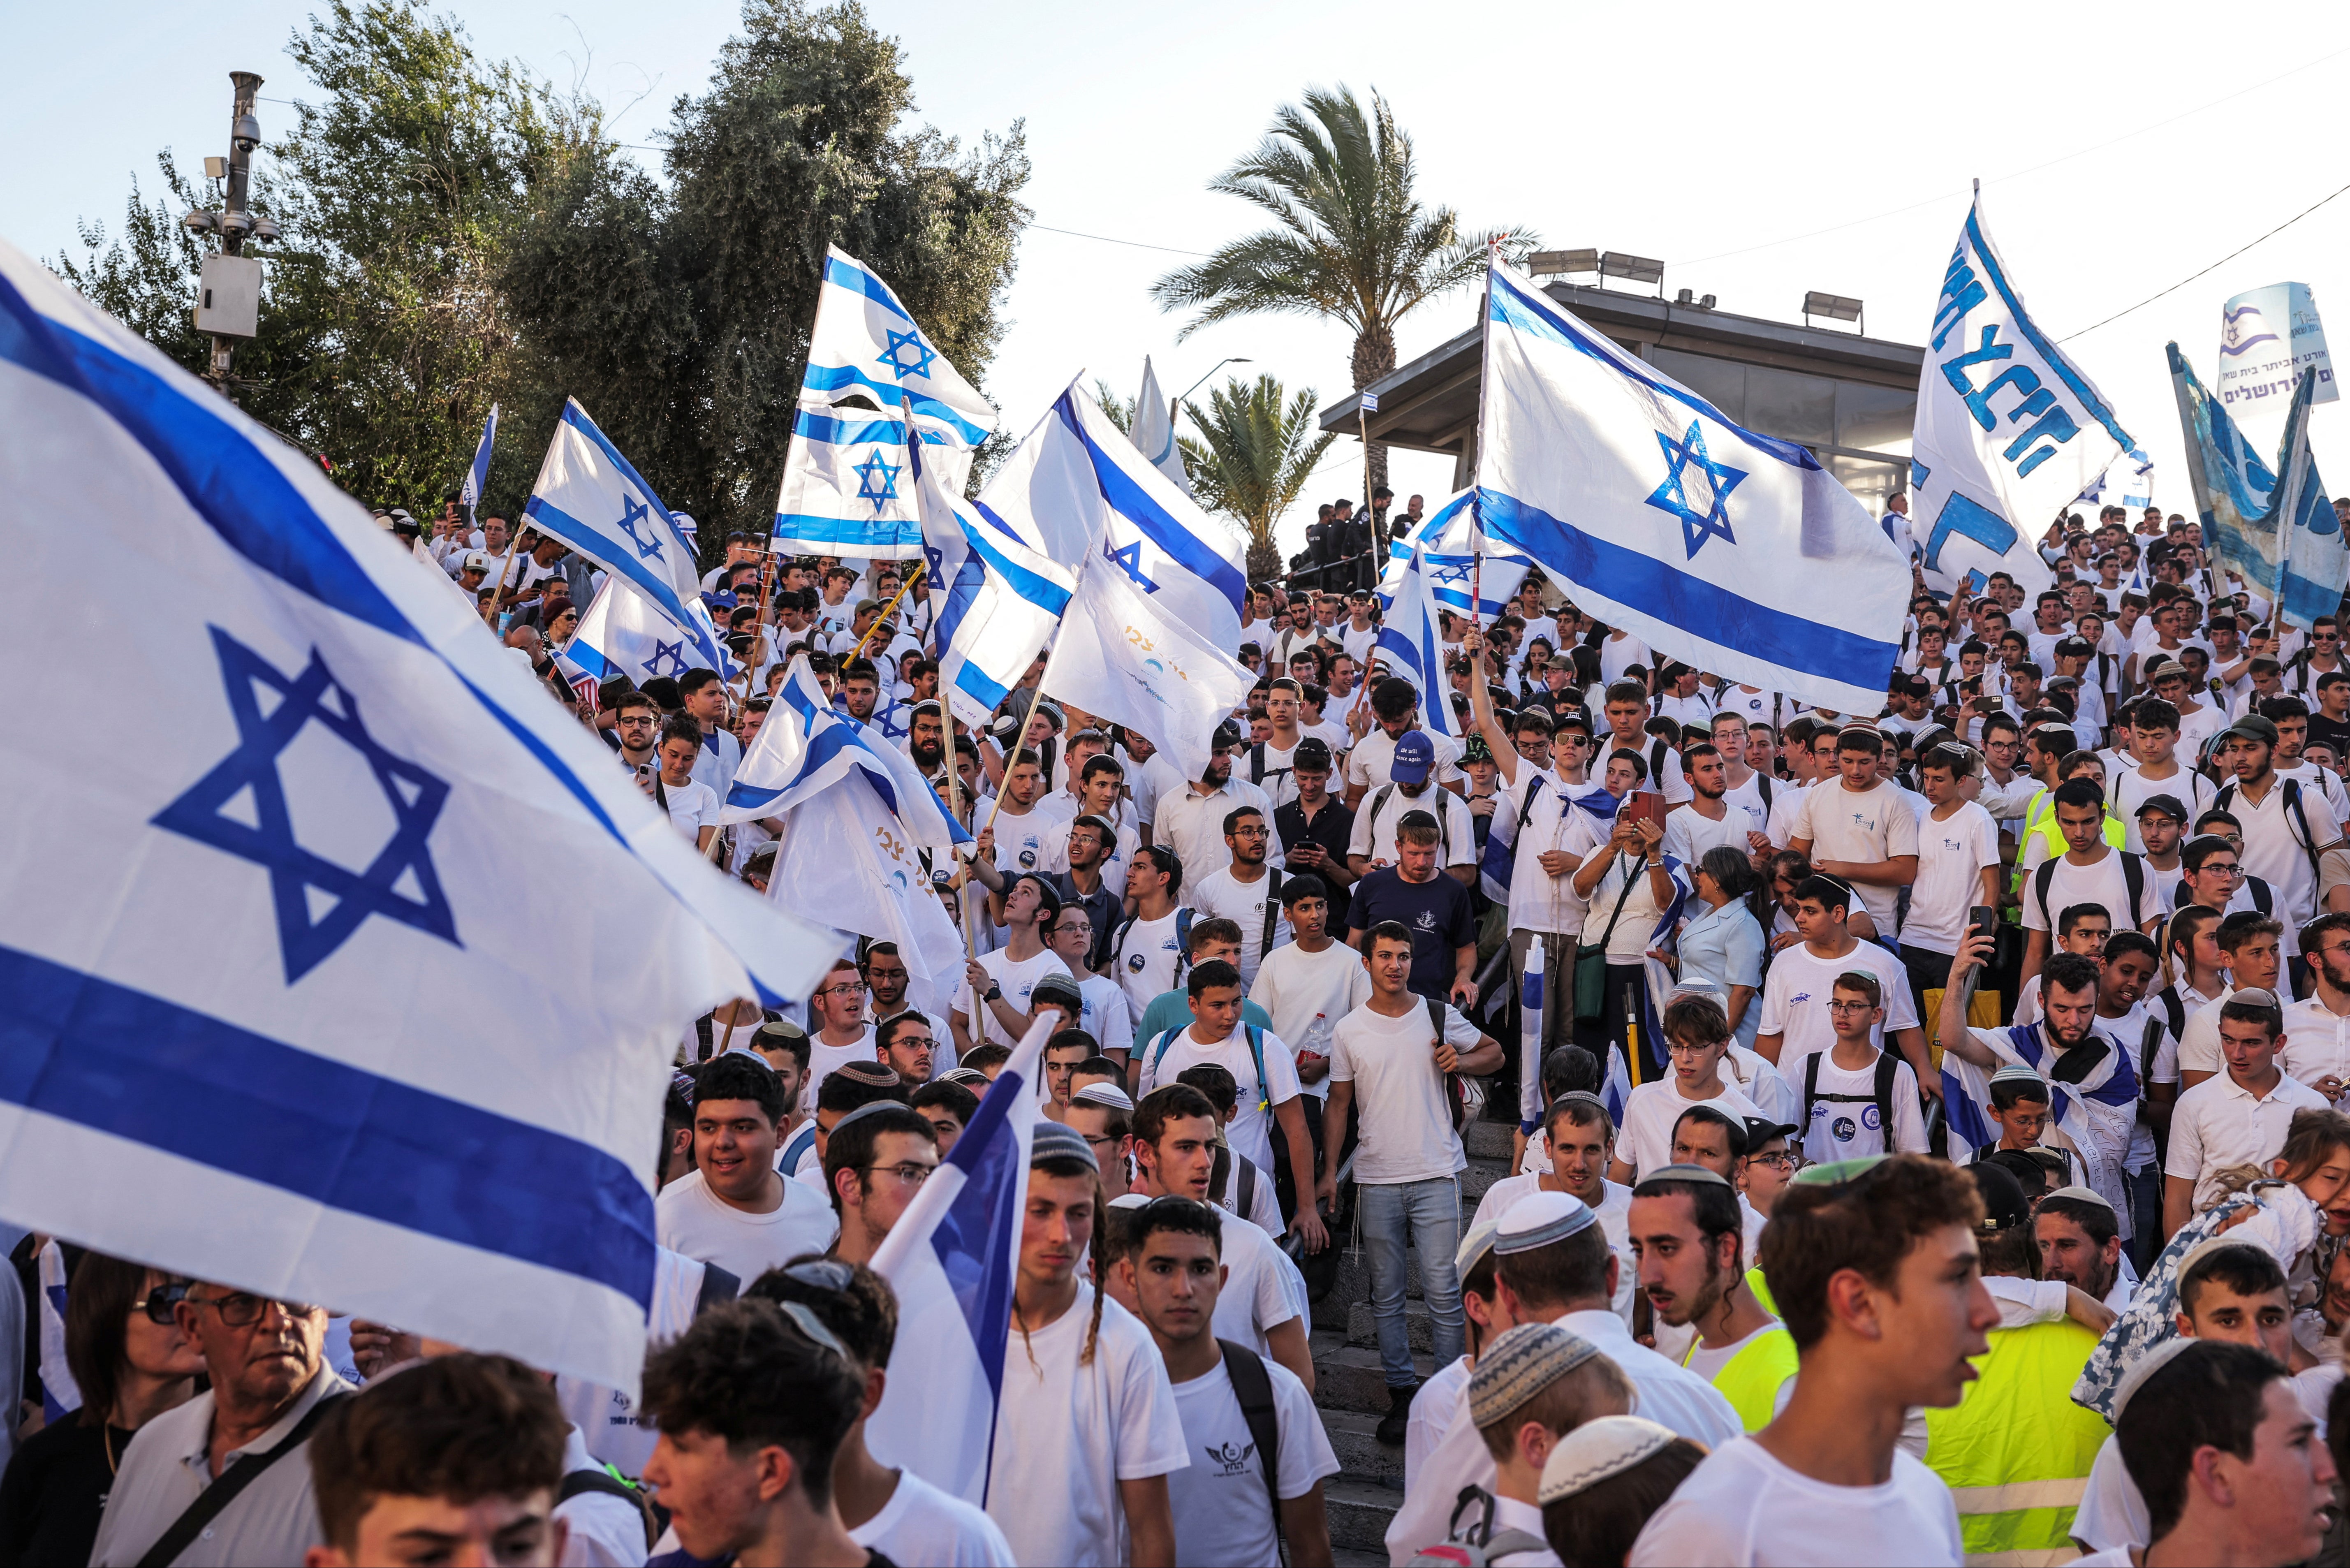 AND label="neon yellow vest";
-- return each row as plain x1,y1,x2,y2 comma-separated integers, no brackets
1686,1323,1799,1433
1746,1265,1777,1318
2013,790,2125,894
1922,1316,2112,1566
